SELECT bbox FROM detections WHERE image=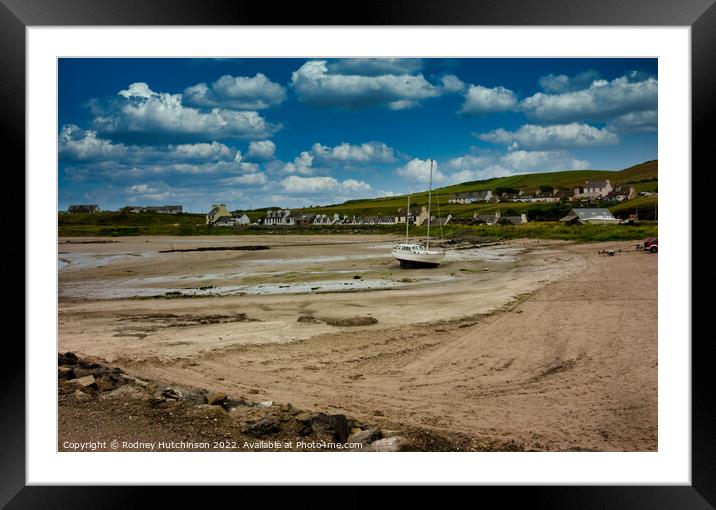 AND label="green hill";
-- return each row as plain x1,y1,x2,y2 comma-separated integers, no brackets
286,160,658,218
